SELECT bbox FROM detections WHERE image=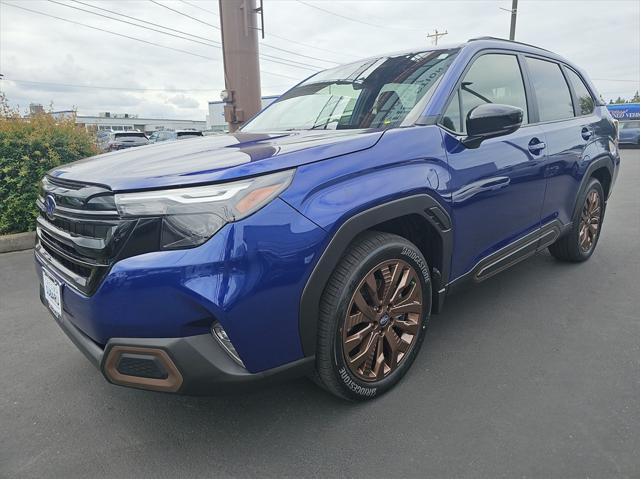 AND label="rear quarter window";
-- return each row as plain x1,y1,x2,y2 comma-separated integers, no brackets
565,68,595,116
